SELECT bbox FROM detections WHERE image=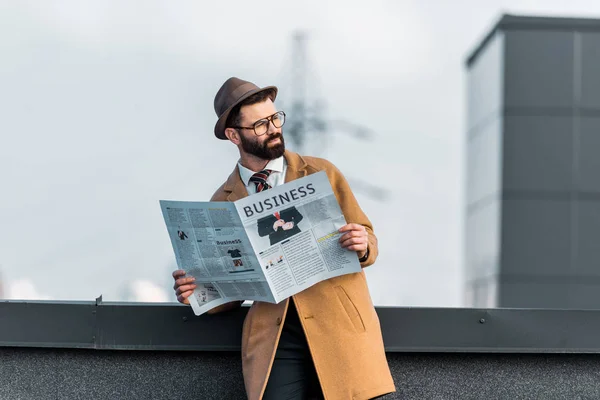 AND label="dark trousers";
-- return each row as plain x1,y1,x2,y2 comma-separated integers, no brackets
262,299,324,400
